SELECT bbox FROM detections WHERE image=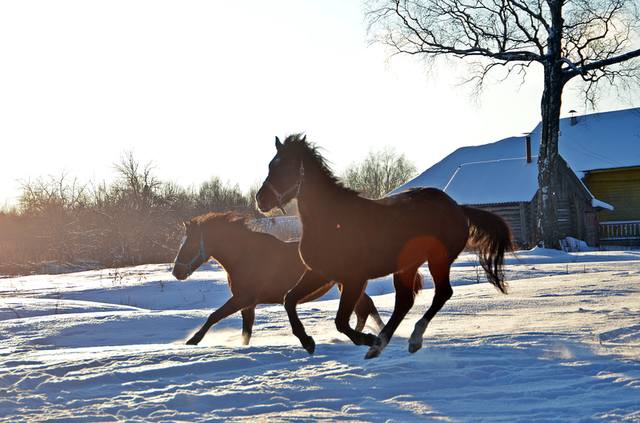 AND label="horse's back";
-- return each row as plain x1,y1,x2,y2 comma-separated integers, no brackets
261,236,305,276
382,187,458,208
230,232,305,303
375,187,469,265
